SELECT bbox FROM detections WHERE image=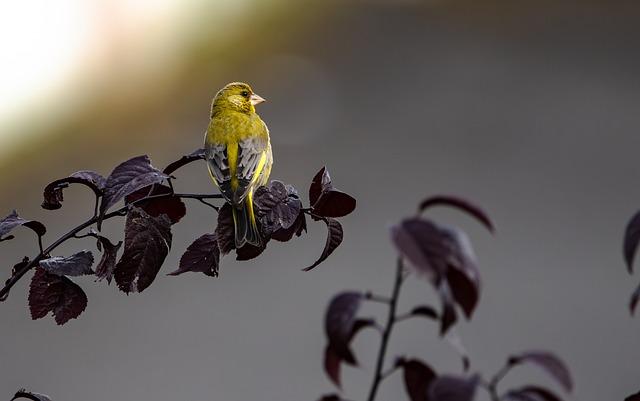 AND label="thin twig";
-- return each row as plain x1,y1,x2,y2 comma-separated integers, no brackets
366,258,405,401
487,361,512,401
